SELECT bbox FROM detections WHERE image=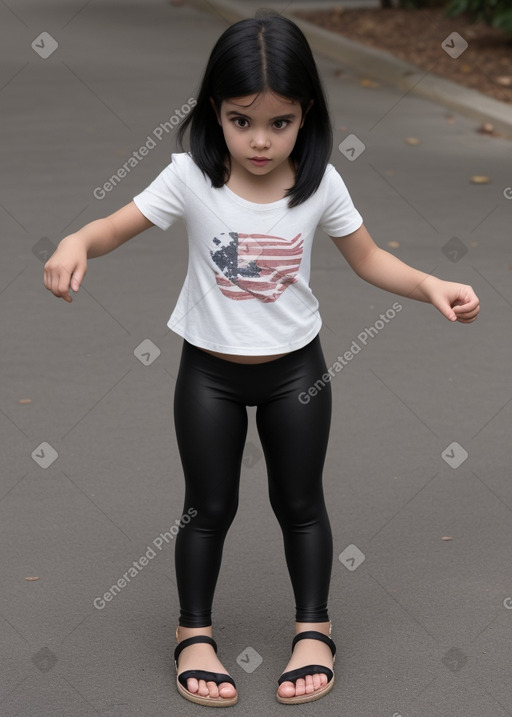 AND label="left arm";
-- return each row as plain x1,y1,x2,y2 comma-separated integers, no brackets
331,224,480,323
